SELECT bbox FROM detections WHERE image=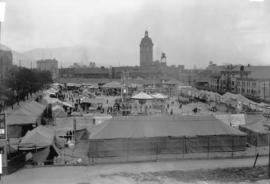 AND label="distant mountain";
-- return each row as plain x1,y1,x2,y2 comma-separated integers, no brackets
1,44,138,68
0,44,34,68
21,45,136,68
12,50,35,68
22,46,90,67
